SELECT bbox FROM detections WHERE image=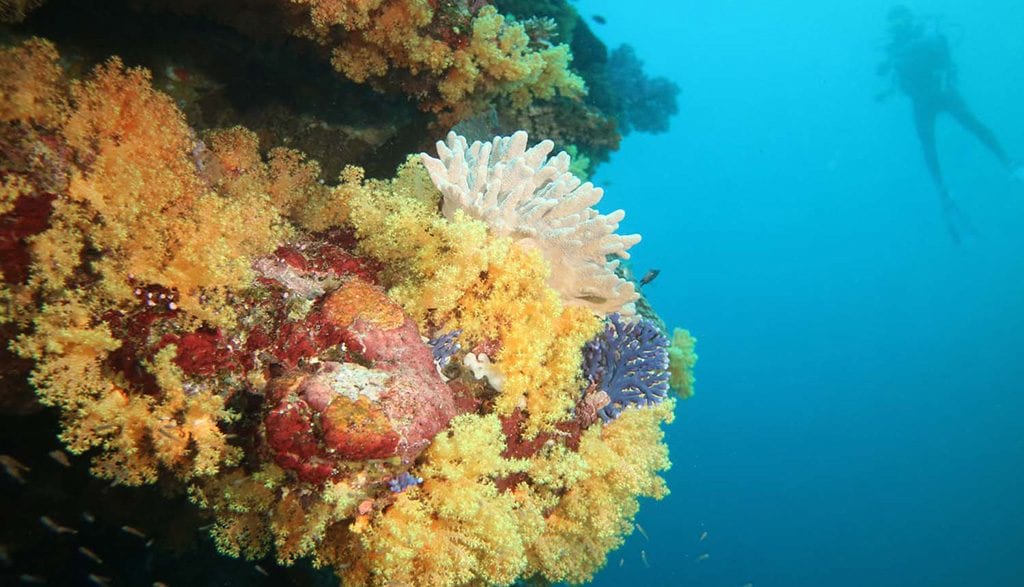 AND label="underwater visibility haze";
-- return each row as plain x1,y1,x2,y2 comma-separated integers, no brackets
592,1,1024,585
0,0,1022,586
